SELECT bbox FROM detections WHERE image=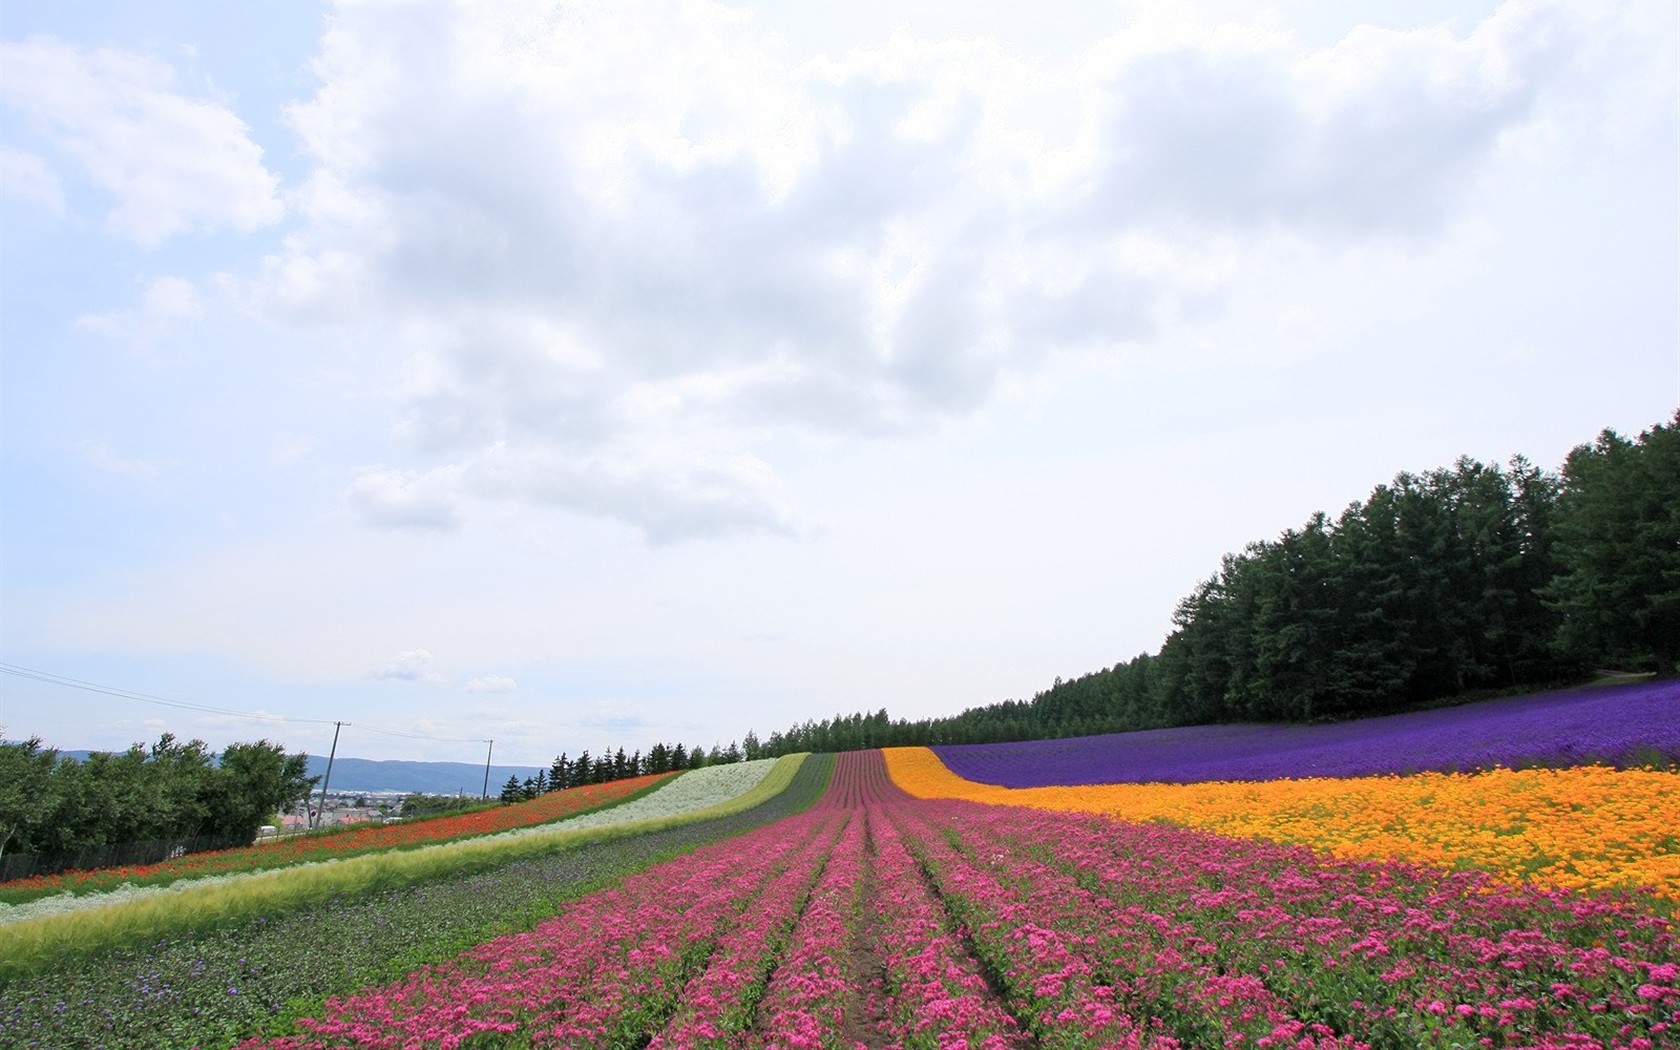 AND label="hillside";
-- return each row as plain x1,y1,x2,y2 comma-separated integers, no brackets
300,755,546,795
